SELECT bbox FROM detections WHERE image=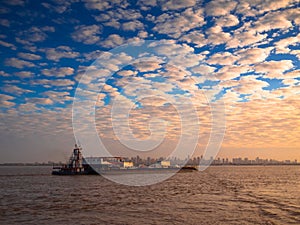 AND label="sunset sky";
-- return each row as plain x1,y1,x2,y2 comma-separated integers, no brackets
0,0,299,163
